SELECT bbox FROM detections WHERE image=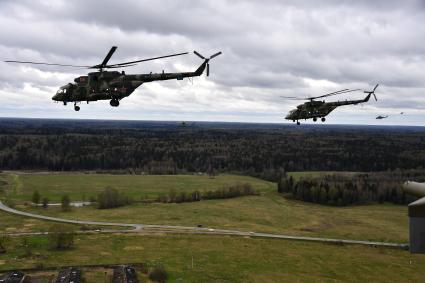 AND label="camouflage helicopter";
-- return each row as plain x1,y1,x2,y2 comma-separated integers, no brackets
283,84,379,125
5,46,221,111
